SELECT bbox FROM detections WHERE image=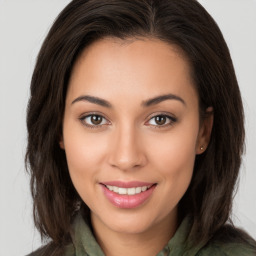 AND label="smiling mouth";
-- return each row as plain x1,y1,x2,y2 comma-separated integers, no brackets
100,182,157,208
103,185,154,195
